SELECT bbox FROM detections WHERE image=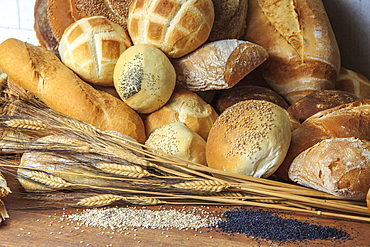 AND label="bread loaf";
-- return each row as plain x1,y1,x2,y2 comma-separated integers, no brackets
58,16,132,86
34,0,134,55
216,85,289,114
172,39,268,91
145,122,207,165
289,137,370,200
0,38,146,144
144,89,219,140
335,67,370,99
127,0,214,58
206,100,291,178
275,99,370,181
113,44,176,114
207,0,248,42
287,90,359,123
244,0,341,104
